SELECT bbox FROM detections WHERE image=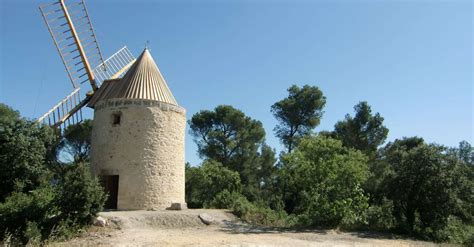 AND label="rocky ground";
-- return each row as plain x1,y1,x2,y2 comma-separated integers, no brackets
51,209,447,247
